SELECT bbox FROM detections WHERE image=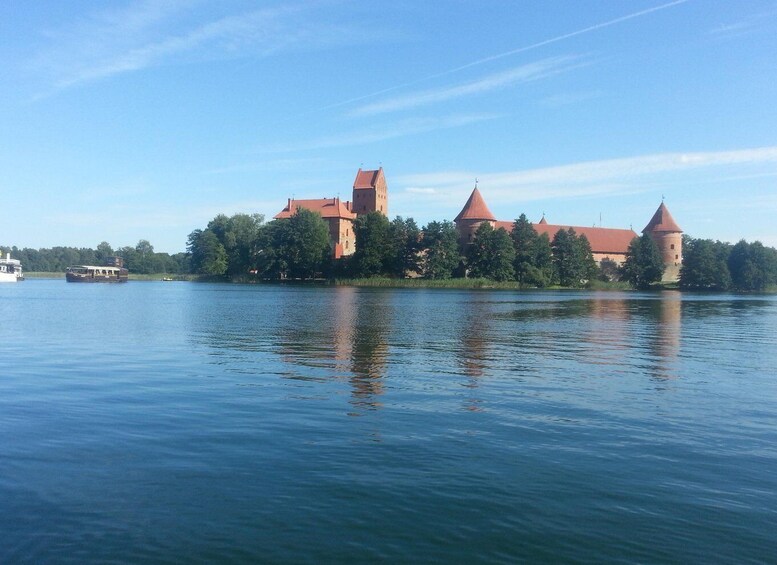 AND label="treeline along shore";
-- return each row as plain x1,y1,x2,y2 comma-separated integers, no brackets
8,209,775,291
2,240,188,276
